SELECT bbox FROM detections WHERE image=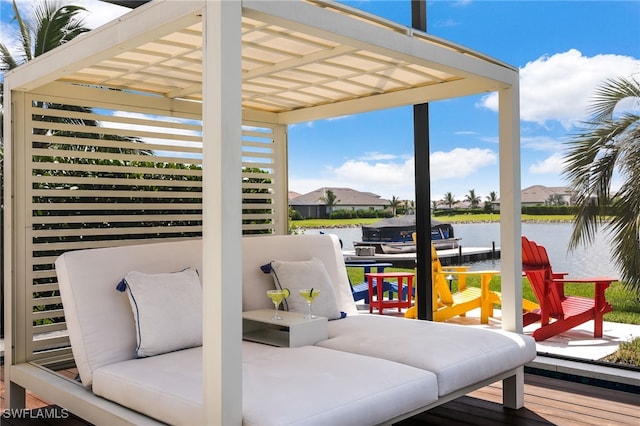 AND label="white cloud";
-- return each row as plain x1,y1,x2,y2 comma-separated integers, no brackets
521,135,565,152
479,49,640,129
76,0,131,29
529,152,566,175
430,148,497,180
331,158,415,186
433,18,459,28
289,147,497,201
357,152,398,161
